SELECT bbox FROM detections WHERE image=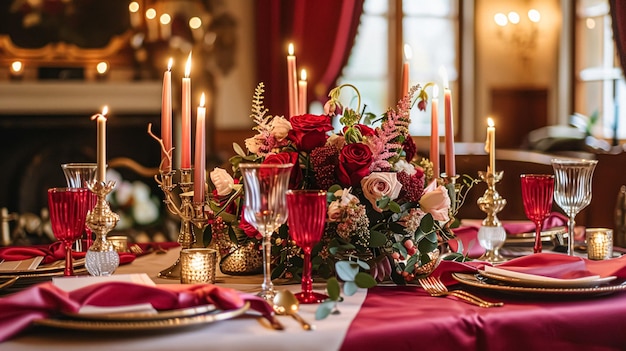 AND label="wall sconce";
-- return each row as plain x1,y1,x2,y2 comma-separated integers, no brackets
10,60,24,80
494,8,541,61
